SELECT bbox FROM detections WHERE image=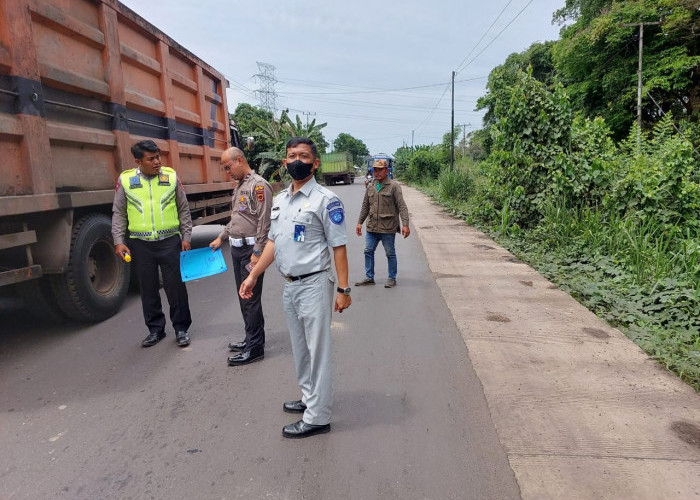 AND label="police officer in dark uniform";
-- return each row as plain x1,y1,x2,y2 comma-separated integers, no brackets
209,147,272,365
112,140,193,348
